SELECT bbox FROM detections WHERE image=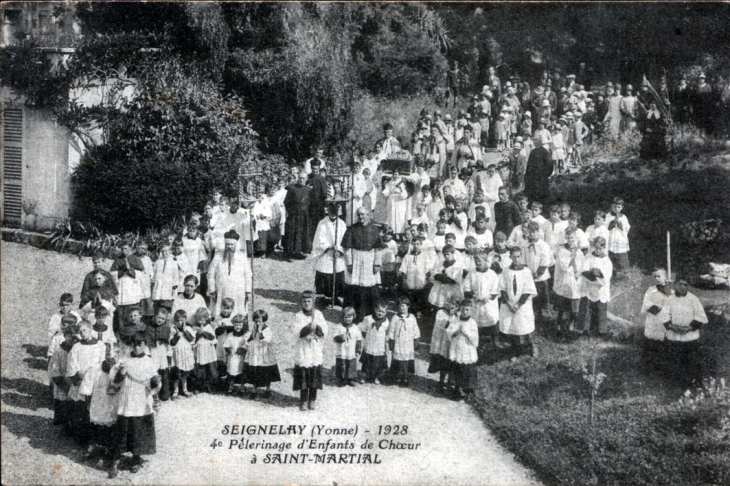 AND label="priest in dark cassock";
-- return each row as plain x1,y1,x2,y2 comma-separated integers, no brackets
341,207,384,322
80,253,118,310
308,160,328,243
283,171,312,259
523,138,553,202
